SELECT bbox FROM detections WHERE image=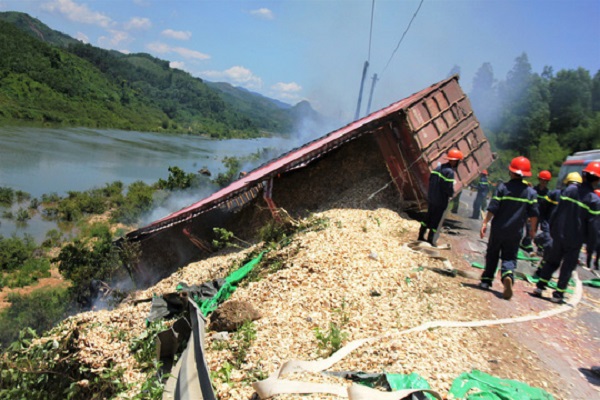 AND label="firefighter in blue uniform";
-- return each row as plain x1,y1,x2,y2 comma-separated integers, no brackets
418,149,463,246
532,170,559,255
586,188,600,270
534,162,600,303
470,170,490,219
479,156,539,300
520,170,552,253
